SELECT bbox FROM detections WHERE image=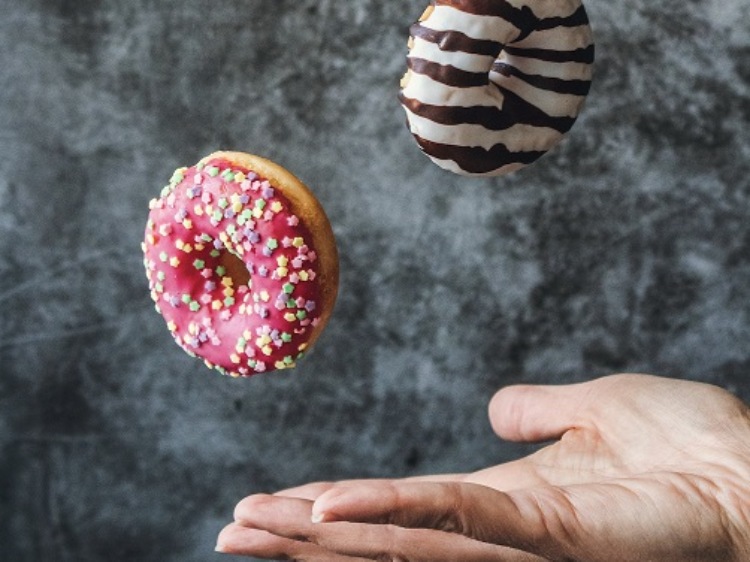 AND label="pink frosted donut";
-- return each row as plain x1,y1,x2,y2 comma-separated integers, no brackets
142,152,339,377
